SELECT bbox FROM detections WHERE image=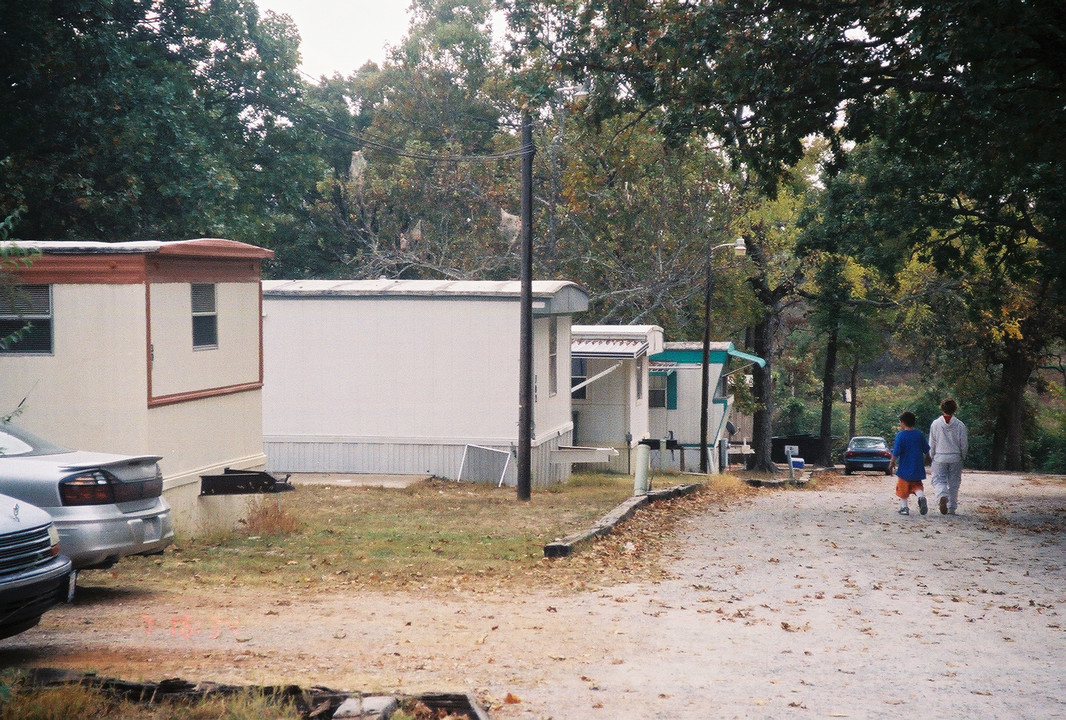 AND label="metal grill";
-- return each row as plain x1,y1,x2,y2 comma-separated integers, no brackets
0,525,55,577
